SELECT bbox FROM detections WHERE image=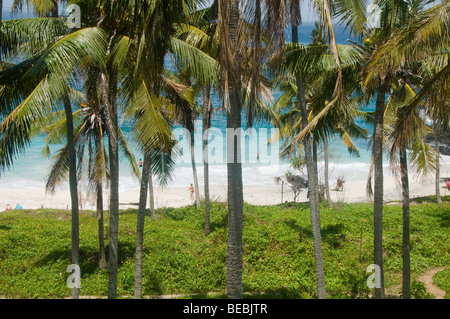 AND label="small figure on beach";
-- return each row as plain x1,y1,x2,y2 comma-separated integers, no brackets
15,204,23,210
446,181,450,190
188,184,195,200
138,159,143,167
5,204,12,211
